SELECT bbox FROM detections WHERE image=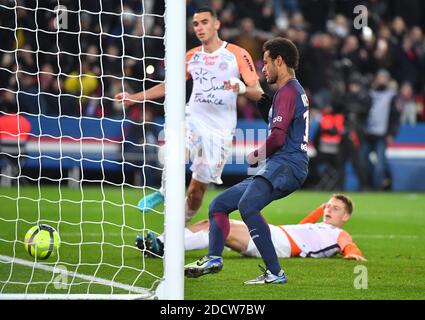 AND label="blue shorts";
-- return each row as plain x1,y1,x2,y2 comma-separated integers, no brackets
255,157,307,191
256,162,305,193
210,164,303,215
